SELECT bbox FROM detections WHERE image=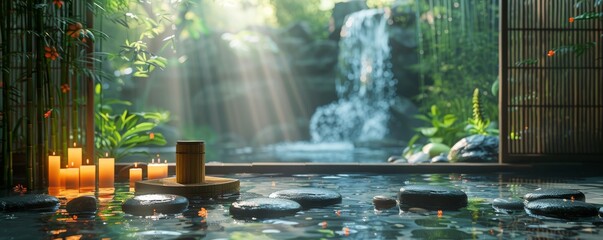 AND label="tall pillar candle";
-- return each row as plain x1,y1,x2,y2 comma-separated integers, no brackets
68,143,82,168
48,153,61,188
80,159,96,191
129,163,142,187
99,154,115,188
176,140,205,184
